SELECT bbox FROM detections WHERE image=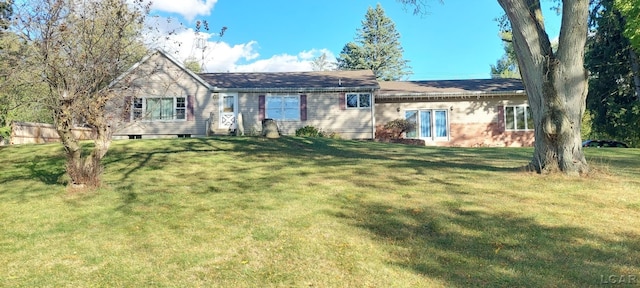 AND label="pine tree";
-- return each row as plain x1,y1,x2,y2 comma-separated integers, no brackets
337,4,411,81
